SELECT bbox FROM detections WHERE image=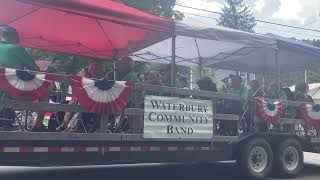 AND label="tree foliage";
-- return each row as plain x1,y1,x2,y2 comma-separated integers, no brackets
116,0,184,20
26,48,104,75
218,0,256,32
